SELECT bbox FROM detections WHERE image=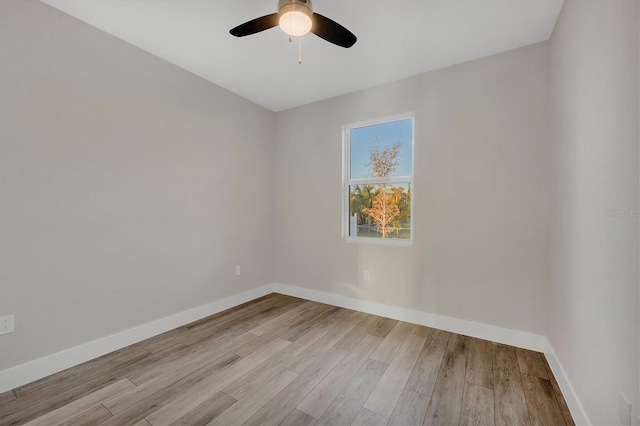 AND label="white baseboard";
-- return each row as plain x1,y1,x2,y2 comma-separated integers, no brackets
273,283,546,351
0,284,275,393
544,338,591,425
